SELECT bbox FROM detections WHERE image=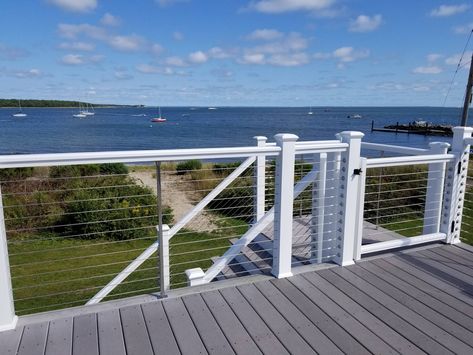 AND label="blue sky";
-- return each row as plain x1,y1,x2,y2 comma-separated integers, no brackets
0,0,472,106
